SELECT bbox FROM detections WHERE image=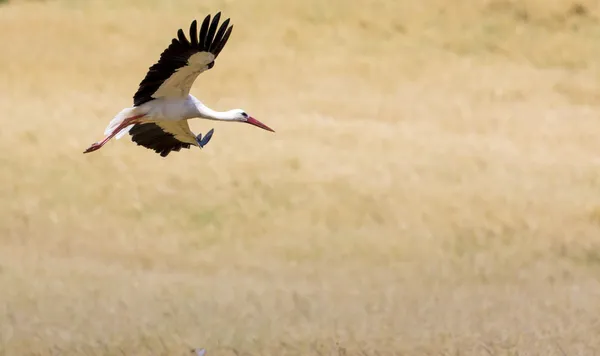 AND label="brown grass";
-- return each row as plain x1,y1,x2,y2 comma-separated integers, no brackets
2,0,600,354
